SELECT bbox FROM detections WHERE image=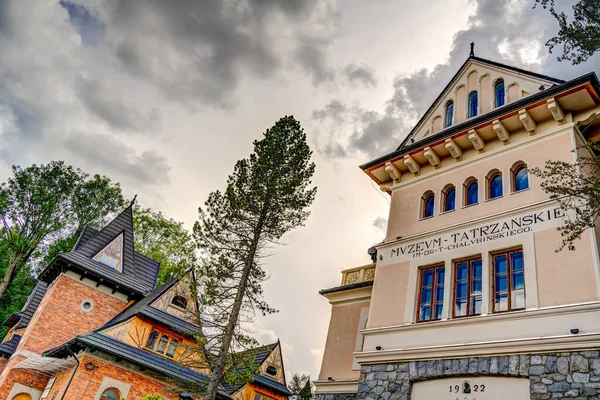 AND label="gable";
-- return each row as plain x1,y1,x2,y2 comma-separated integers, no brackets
92,232,124,271
151,275,198,324
259,343,285,385
405,58,563,146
